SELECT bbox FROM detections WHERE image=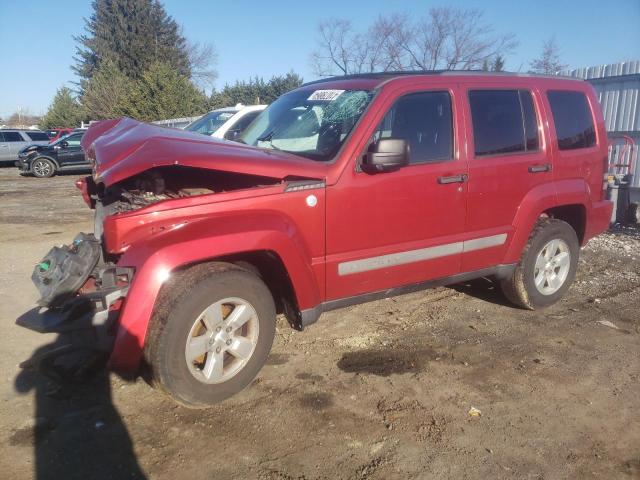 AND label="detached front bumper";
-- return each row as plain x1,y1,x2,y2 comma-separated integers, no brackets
16,233,132,378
